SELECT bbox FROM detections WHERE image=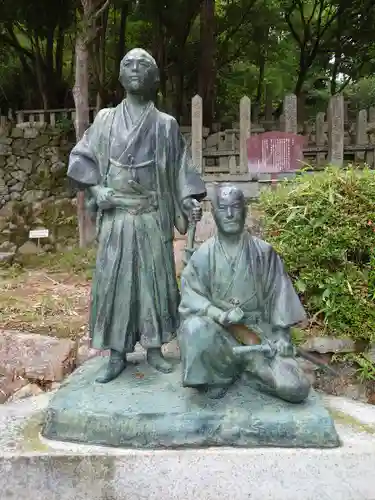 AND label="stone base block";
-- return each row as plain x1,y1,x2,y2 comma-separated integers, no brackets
42,354,340,449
